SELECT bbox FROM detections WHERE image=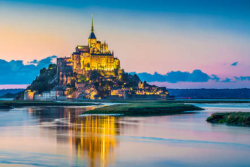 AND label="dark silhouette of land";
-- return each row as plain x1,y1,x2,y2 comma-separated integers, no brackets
0,88,250,99
207,112,250,126
168,88,250,99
